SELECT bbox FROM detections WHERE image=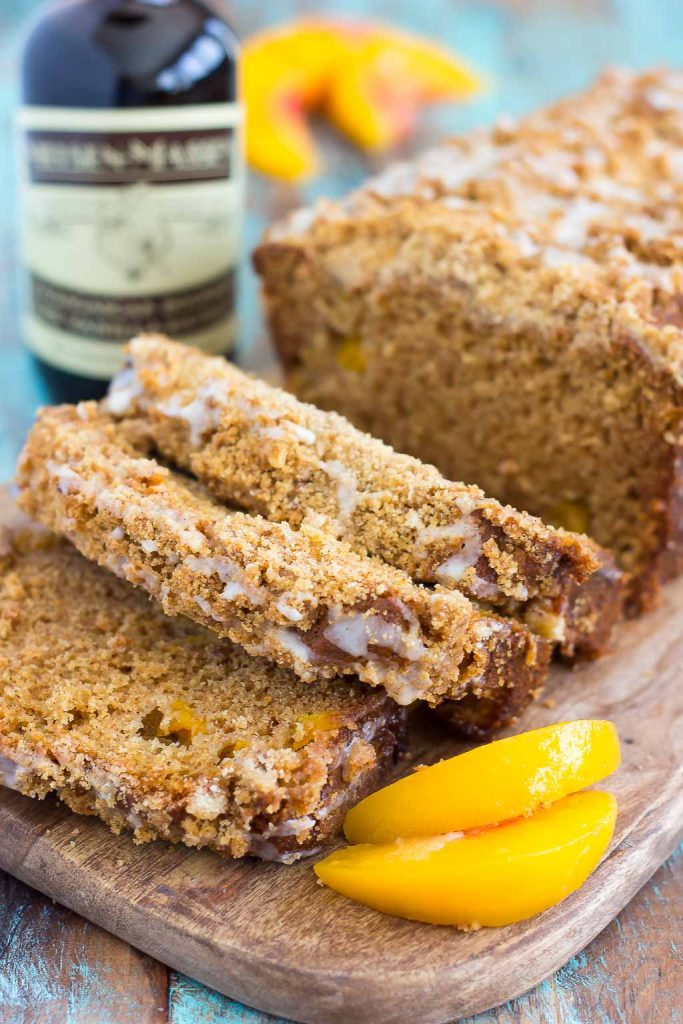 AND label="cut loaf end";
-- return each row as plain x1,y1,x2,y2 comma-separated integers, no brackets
255,67,683,612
